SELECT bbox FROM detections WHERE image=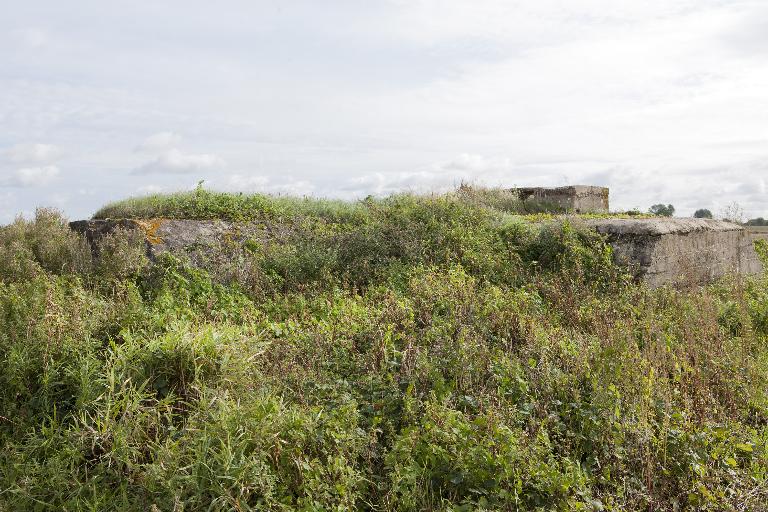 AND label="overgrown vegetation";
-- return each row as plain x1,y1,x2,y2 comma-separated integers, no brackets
93,185,646,223
2,192,768,511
